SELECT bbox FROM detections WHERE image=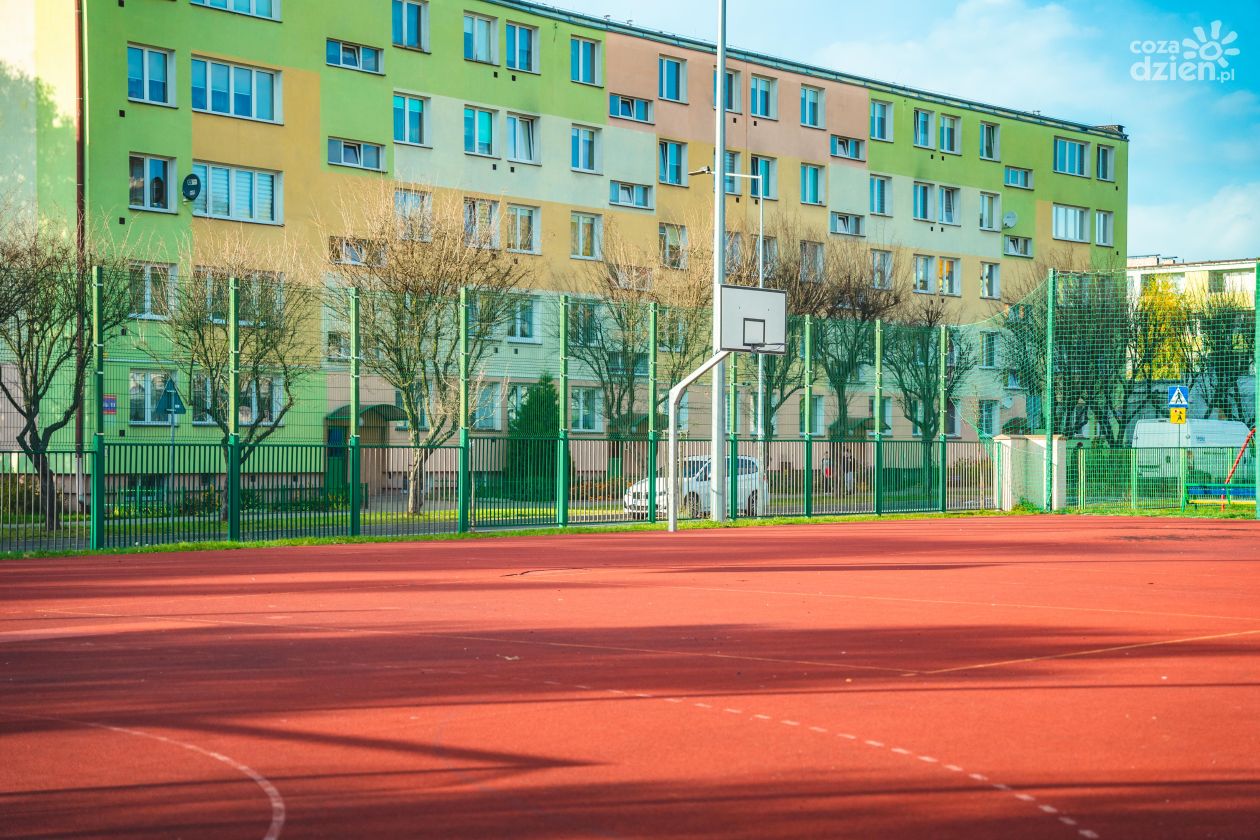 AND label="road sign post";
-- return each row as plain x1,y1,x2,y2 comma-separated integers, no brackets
156,380,187,510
